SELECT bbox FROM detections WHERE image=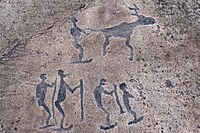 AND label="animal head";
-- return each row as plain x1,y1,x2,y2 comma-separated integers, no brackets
129,4,155,25
138,15,155,25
